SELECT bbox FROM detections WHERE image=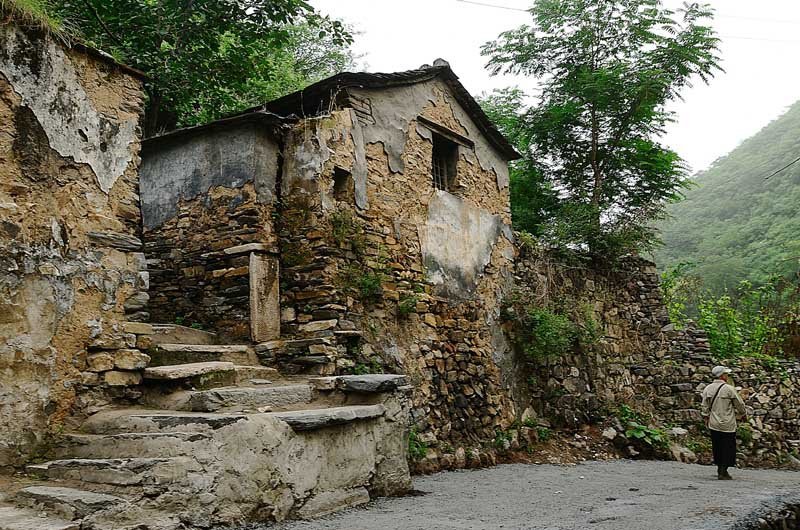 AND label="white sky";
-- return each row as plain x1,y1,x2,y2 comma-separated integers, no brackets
310,0,800,173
